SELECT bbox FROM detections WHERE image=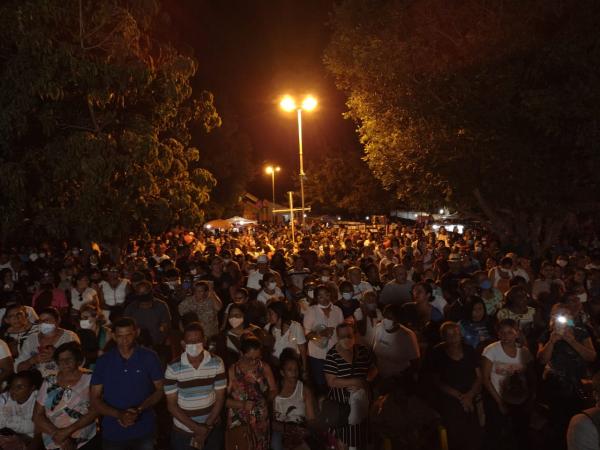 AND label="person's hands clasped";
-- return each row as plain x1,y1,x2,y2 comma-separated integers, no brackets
118,408,139,427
